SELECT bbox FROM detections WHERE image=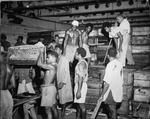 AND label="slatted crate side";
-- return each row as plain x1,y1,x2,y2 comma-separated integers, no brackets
132,53,150,65
88,66,105,79
123,68,135,86
87,88,102,96
132,45,150,54
132,36,150,45
134,70,150,87
132,27,150,36
134,70,150,80
123,85,133,100
132,101,150,119
134,80,150,88
133,88,150,103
